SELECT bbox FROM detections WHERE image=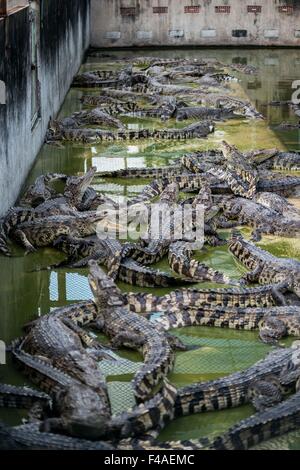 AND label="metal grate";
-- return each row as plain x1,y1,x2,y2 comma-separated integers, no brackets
278,5,294,14
120,7,136,16
215,5,231,13
153,6,168,14
247,5,262,13
184,5,200,14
